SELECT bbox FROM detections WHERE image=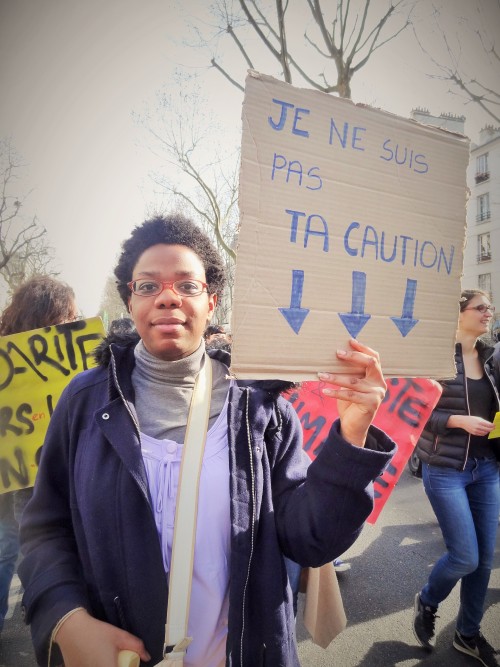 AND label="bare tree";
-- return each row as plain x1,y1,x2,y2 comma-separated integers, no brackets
0,138,56,296
139,1,412,317
137,85,239,319
192,0,413,98
98,274,130,330
142,86,239,259
414,1,500,125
